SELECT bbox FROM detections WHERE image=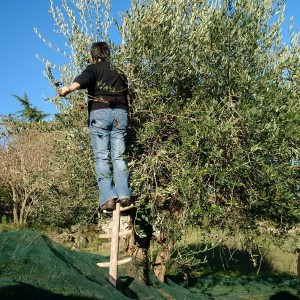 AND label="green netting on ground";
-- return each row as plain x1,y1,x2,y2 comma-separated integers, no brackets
176,275,300,300
0,231,299,300
0,231,200,299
